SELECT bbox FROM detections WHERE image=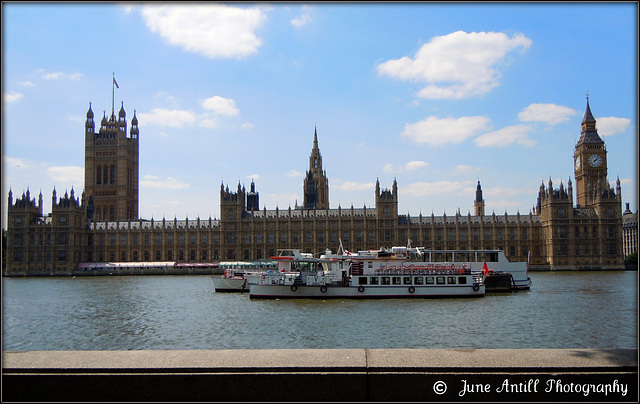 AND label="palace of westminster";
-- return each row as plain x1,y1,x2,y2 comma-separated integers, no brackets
5,96,632,274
